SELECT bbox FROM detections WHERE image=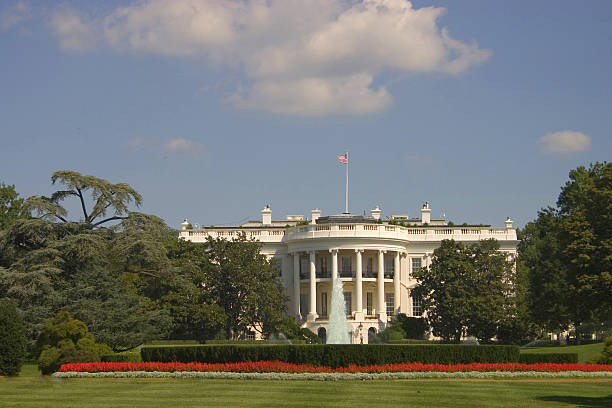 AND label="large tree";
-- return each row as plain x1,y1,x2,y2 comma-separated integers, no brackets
23,170,142,228
557,162,612,323
519,208,572,334
413,239,515,343
519,162,612,335
205,233,288,339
